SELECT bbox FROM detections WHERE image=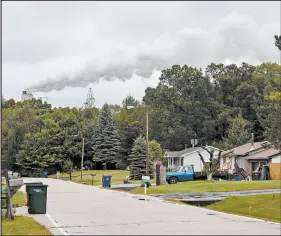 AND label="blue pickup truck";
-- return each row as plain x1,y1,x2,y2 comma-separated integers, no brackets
166,165,228,184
